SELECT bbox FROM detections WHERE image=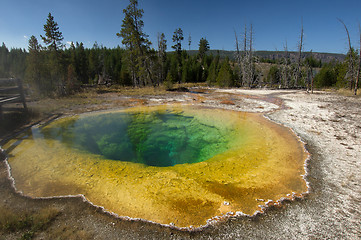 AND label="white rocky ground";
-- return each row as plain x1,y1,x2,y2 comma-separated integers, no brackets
197,90,361,239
